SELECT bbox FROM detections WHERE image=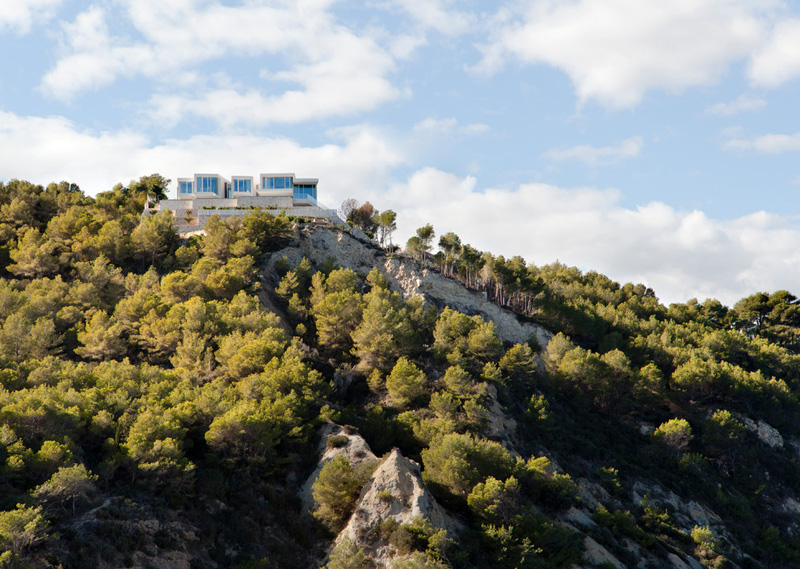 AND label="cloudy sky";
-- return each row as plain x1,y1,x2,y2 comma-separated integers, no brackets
2,0,800,305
